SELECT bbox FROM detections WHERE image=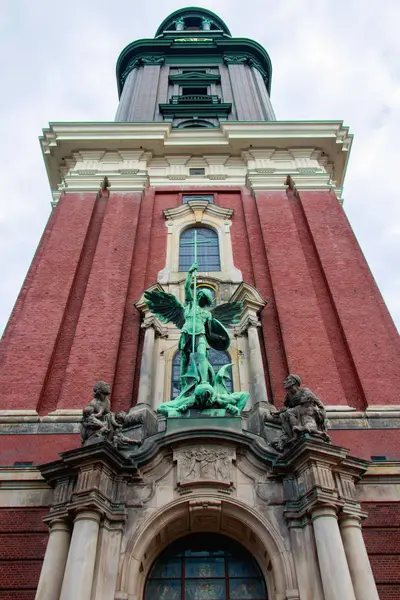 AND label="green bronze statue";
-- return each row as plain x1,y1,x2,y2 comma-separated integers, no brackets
144,253,249,416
